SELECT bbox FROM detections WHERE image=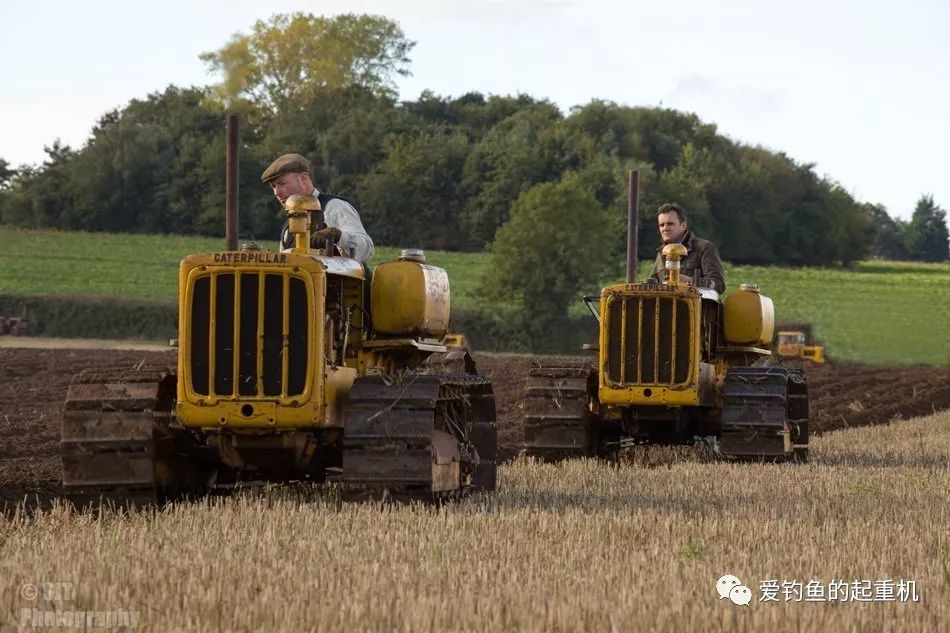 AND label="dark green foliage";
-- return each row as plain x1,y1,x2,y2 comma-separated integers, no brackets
868,203,908,260
3,141,76,229
0,158,15,224
480,173,615,339
0,158,14,189
866,196,949,263
904,195,950,262
0,294,178,340
459,102,565,247
358,127,471,250
2,11,926,268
